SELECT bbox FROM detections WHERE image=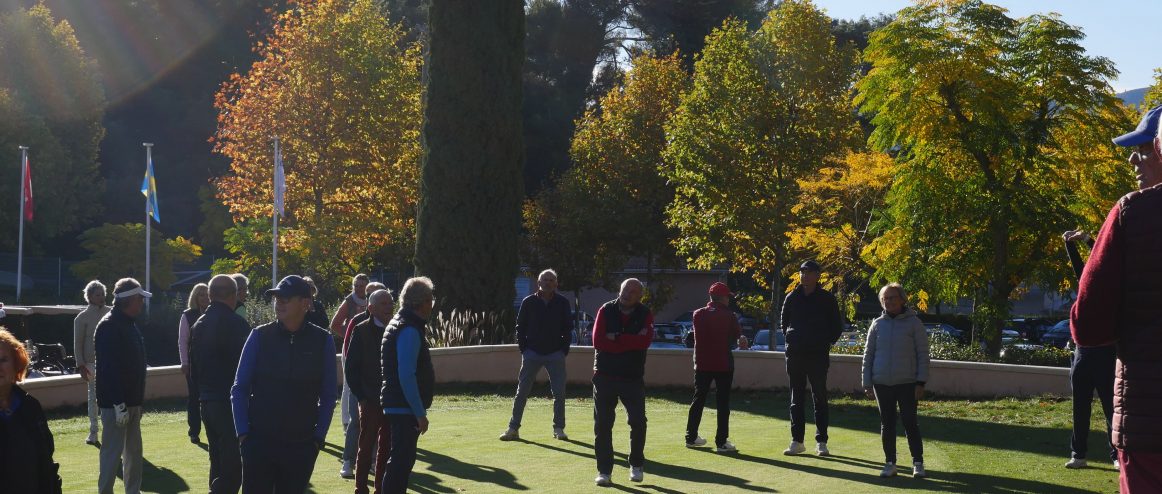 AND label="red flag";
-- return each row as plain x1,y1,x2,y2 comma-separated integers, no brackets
22,154,33,222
